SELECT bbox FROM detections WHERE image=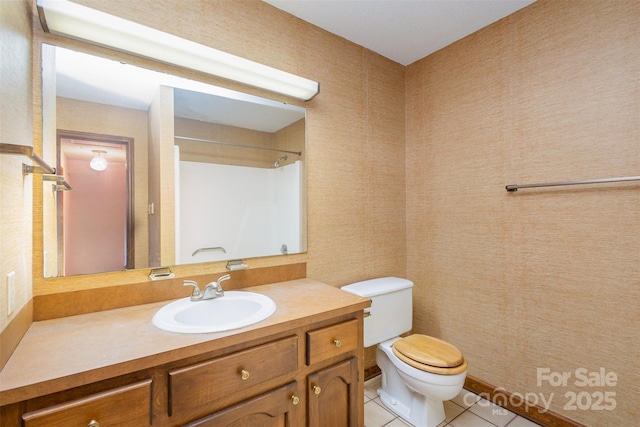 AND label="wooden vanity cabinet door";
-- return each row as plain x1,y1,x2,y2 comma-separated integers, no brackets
21,379,152,427
183,382,302,427
307,358,358,427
